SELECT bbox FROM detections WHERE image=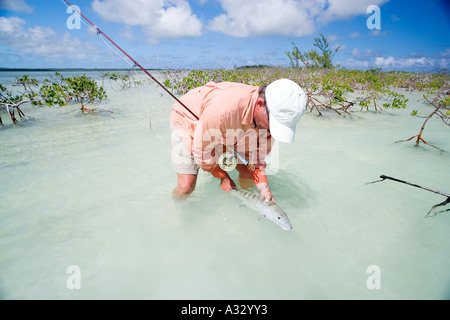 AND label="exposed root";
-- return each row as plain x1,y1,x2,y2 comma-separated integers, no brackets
80,103,114,114
426,197,450,218
396,135,445,152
